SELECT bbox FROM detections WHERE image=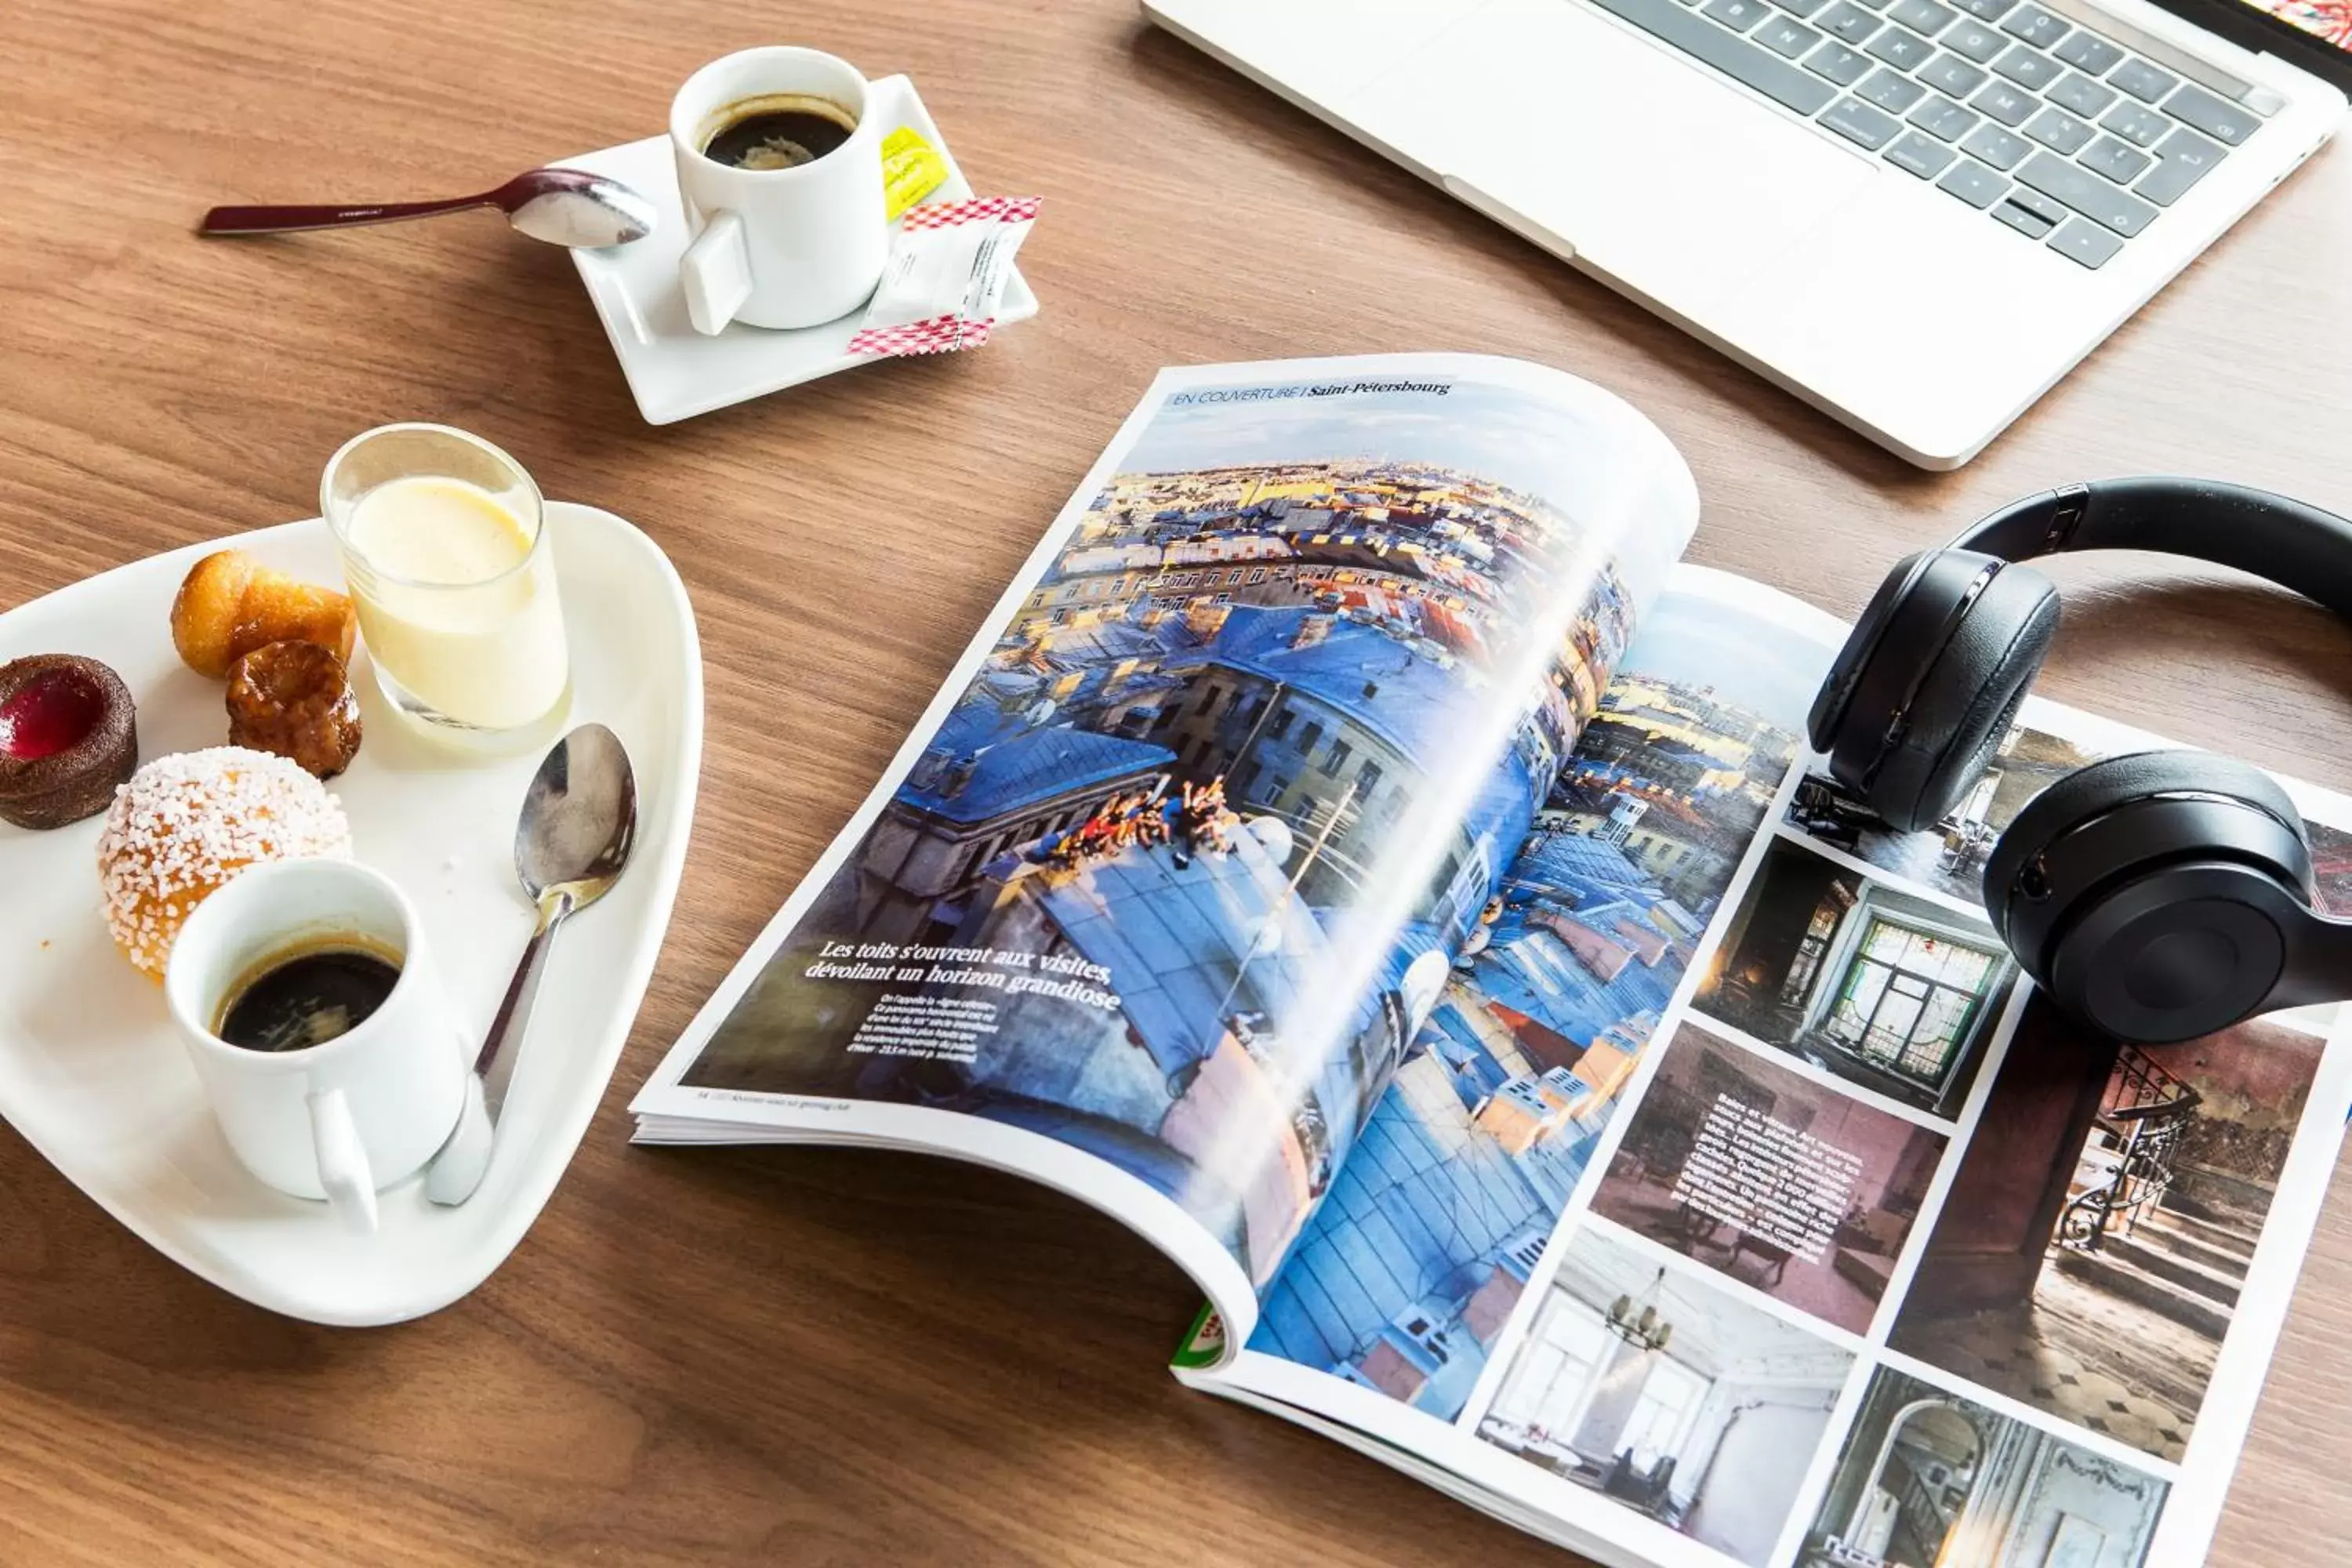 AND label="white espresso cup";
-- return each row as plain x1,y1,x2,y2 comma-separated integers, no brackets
670,46,889,335
165,859,470,1234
